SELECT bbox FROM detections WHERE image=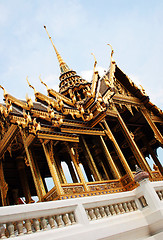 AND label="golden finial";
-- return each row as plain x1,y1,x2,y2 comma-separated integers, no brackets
0,85,4,91
39,75,49,90
26,76,34,89
107,44,114,58
26,76,38,94
0,85,7,96
44,25,69,73
91,53,97,69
